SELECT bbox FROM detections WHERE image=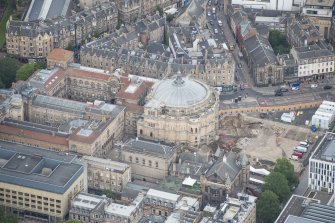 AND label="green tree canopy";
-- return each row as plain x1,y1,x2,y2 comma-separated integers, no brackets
264,171,291,203
257,190,280,223
0,207,18,223
0,57,21,88
102,189,120,200
269,30,291,55
16,63,38,81
274,158,299,187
